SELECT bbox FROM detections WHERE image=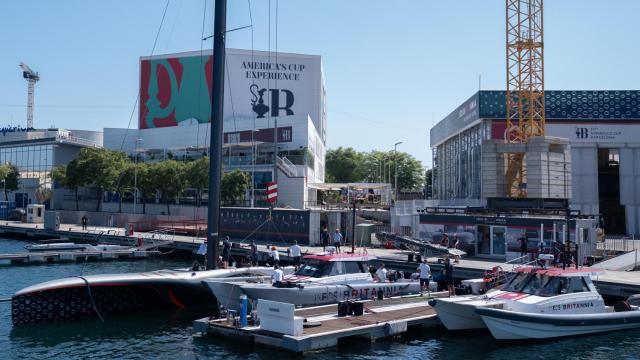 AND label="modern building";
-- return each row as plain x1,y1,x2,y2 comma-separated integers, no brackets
429,90,640,236
0,128,102,208
104,48,327,209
